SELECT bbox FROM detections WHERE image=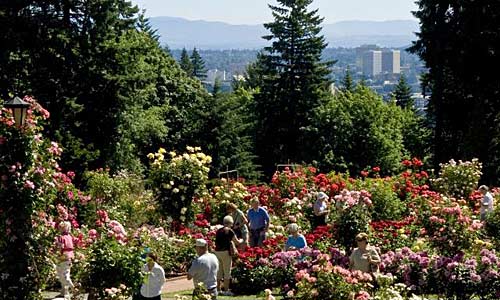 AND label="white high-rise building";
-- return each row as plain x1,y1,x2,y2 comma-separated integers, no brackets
362,50,382,77
382,50,401,74
206,69,226,84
